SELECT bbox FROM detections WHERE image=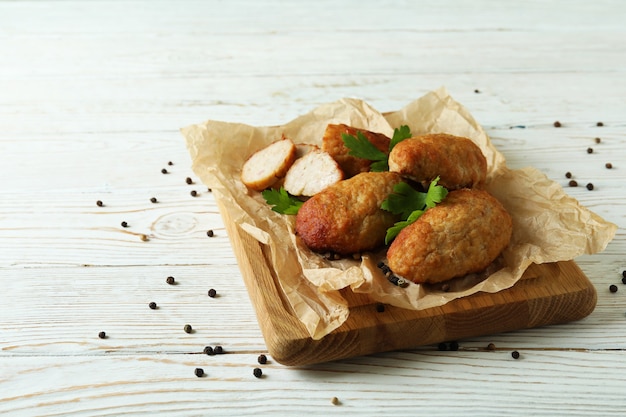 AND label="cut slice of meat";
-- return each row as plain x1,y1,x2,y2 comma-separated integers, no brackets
284,149,344,196
241,138,297,191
